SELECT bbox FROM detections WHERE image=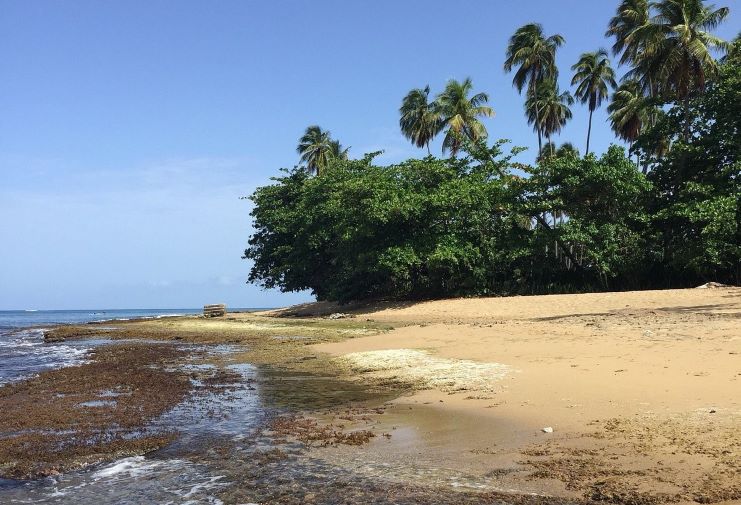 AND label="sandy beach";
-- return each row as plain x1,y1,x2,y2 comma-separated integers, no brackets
3,287,739,503
301,287,741,503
